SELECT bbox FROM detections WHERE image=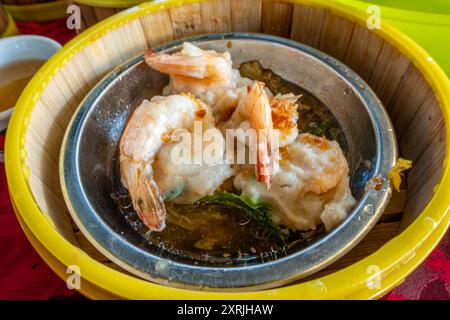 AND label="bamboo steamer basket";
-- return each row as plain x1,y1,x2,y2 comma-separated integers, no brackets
70,0,146,30
3,0,67,21
5,0,450,299
347,0,450,75
10,198,121,299
360,0,450,14
0,4,19,37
